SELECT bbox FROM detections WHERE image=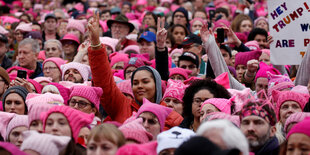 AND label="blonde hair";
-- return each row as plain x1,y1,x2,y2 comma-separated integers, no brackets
42,85,60,94
88,124,125,147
